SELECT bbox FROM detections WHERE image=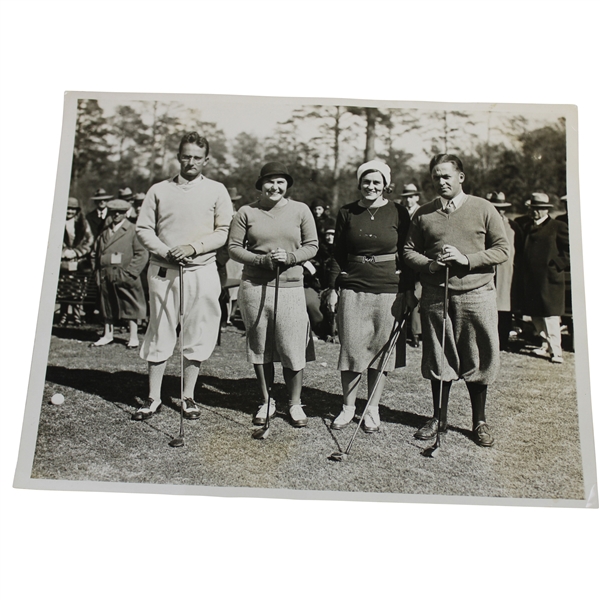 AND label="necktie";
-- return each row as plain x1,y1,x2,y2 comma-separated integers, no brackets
445,200,455,214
